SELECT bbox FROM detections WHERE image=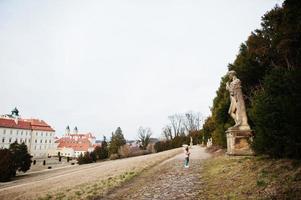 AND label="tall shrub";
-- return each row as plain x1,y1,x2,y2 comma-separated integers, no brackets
251,68,301,158
9,142,32,175
0,149,15,182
